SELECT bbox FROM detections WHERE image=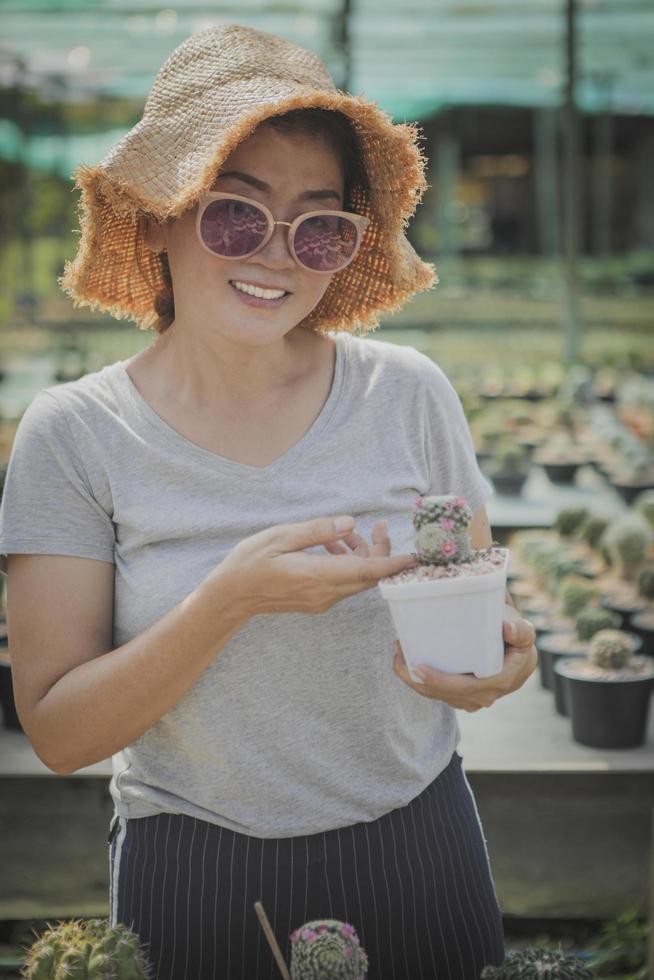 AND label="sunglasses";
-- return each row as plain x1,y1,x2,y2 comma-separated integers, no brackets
195,192,370,274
